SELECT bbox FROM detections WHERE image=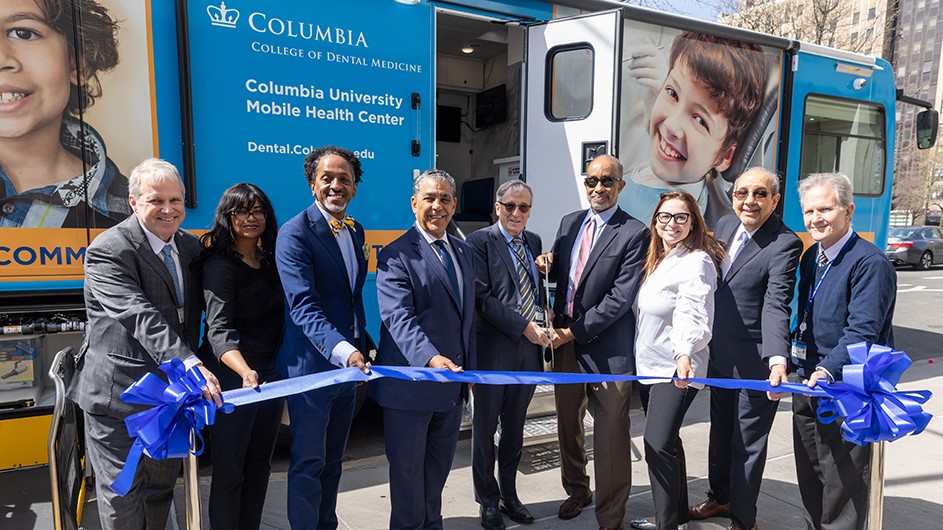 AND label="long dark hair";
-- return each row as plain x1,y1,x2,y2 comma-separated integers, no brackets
643,190,725,279
199,183,278,270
